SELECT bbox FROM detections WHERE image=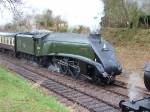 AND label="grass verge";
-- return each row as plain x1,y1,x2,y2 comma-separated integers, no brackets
0,66,70,112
